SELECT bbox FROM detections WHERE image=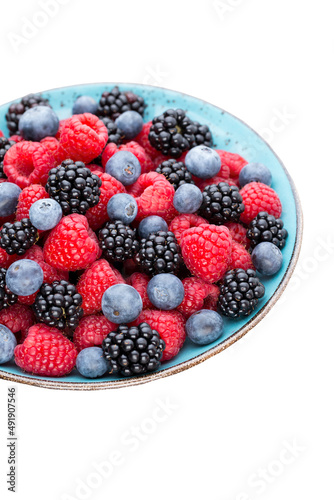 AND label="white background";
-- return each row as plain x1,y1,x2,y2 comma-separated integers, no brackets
0,0,333,499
